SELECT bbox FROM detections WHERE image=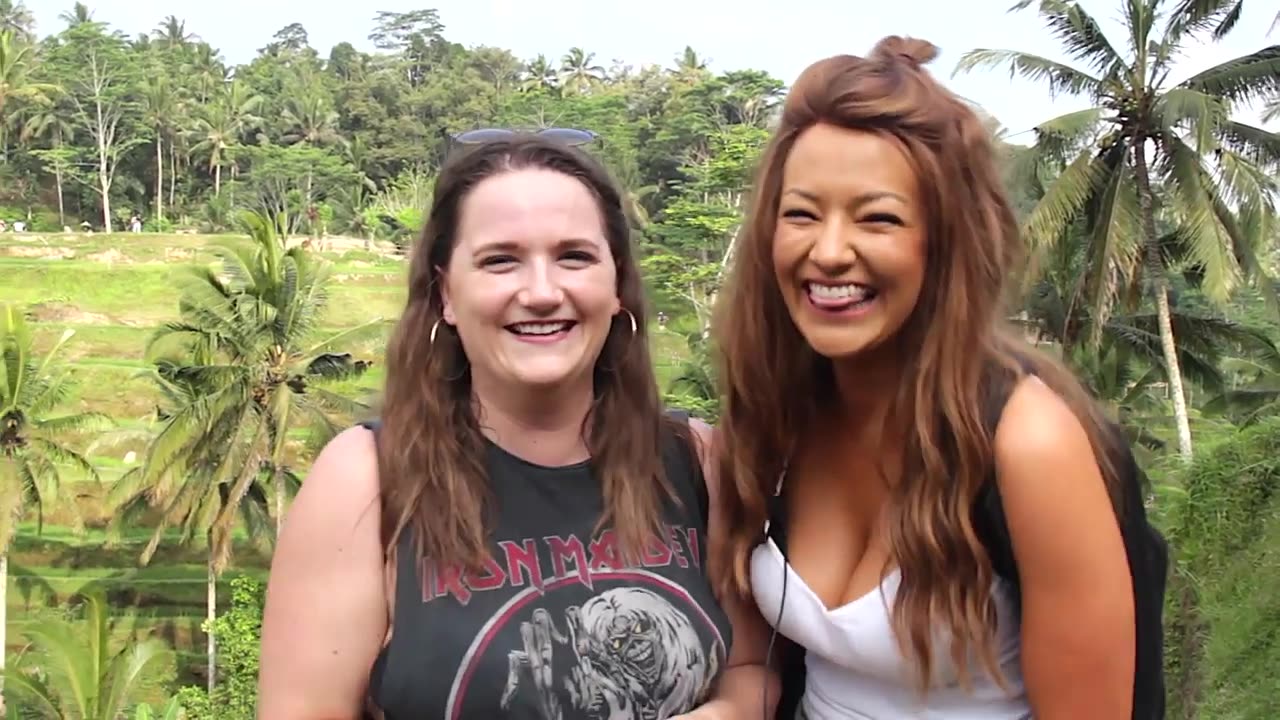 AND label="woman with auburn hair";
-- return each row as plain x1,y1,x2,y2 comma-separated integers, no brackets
712,37,1165,719
258,132,775,719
